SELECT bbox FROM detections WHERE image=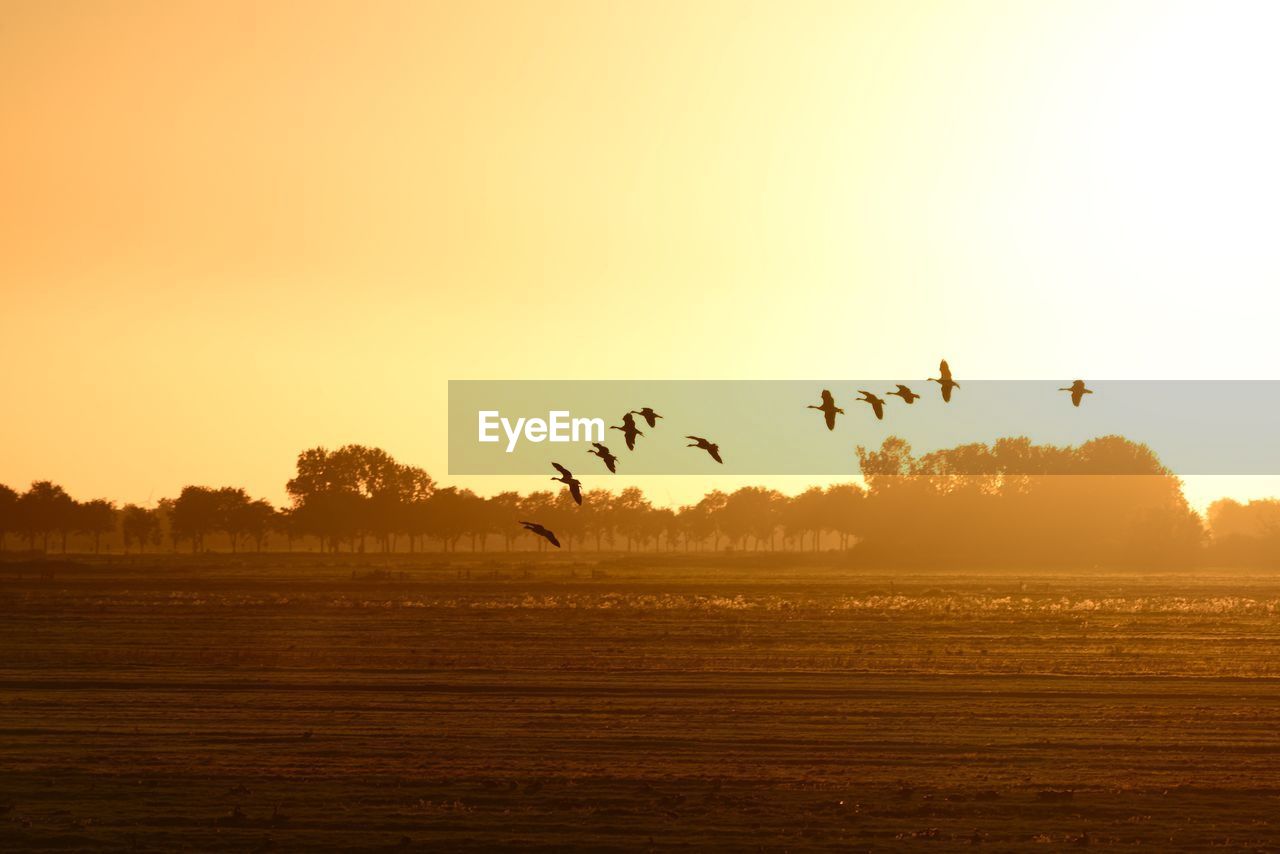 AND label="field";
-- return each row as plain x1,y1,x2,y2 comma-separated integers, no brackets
2,553,1280,851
